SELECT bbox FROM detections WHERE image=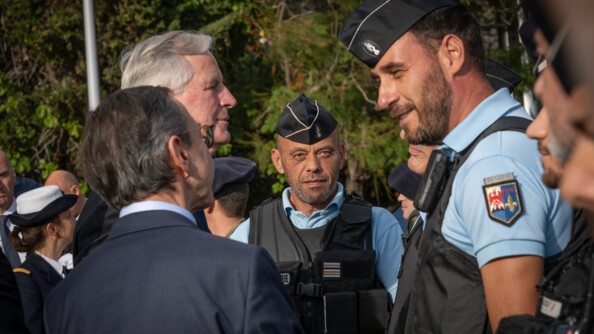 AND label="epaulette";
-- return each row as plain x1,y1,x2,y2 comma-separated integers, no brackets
13,268,30,275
